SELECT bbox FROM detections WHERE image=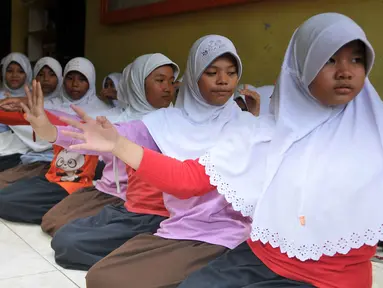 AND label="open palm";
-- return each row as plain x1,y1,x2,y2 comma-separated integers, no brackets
20,80,50,129
60,106,120,153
